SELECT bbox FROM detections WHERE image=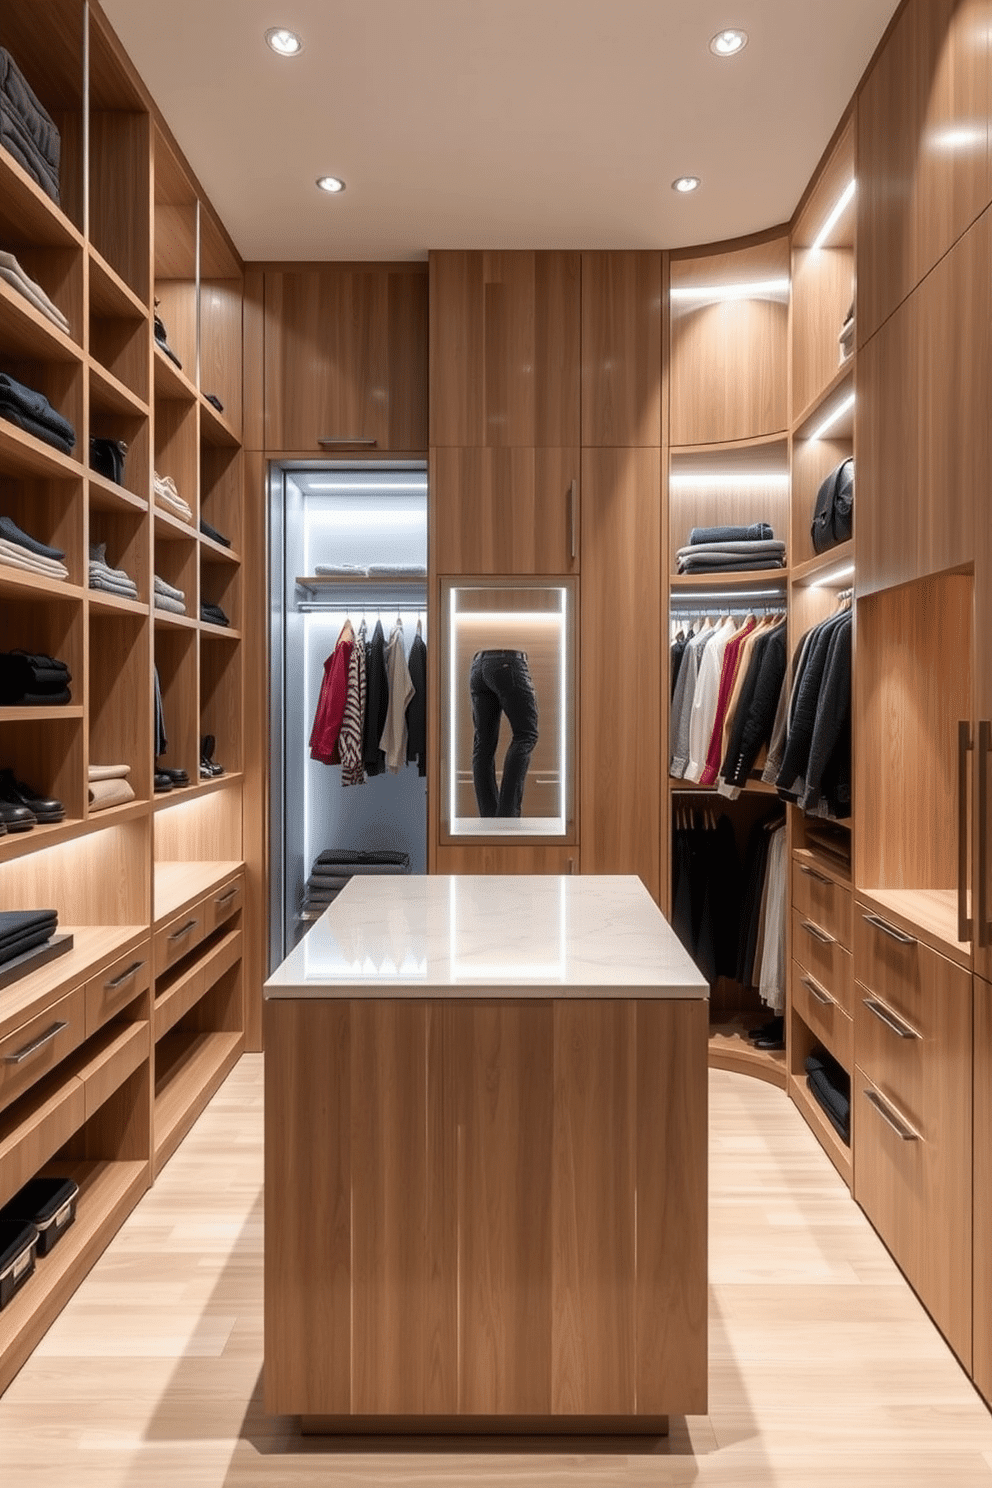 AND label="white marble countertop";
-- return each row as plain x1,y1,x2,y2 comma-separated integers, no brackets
264,875,709,1000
